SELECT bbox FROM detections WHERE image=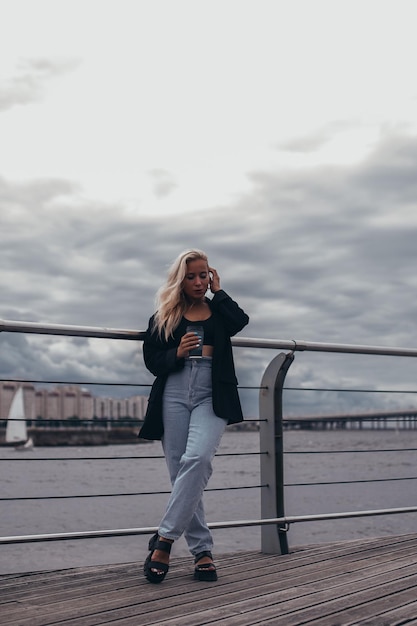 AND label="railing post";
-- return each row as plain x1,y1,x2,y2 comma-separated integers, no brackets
259,351,294,555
